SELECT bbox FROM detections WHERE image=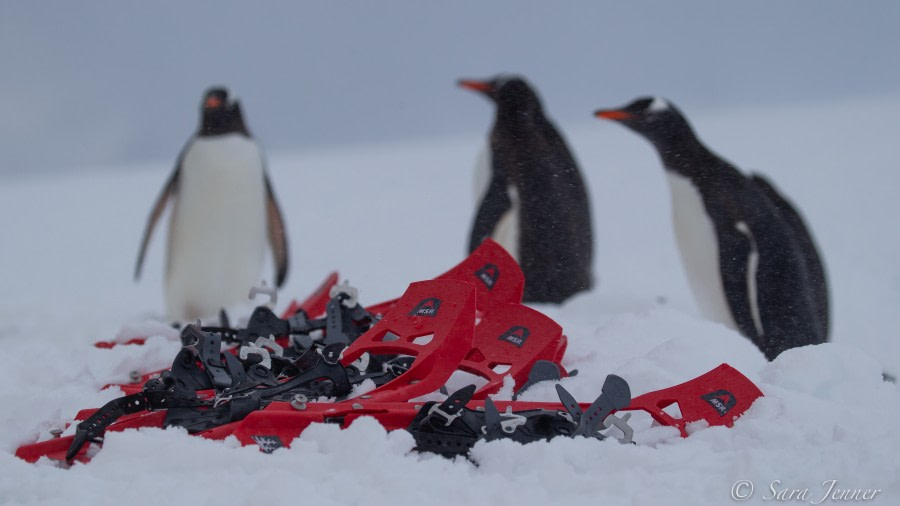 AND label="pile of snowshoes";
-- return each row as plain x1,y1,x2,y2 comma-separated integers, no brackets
16,239,764,465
